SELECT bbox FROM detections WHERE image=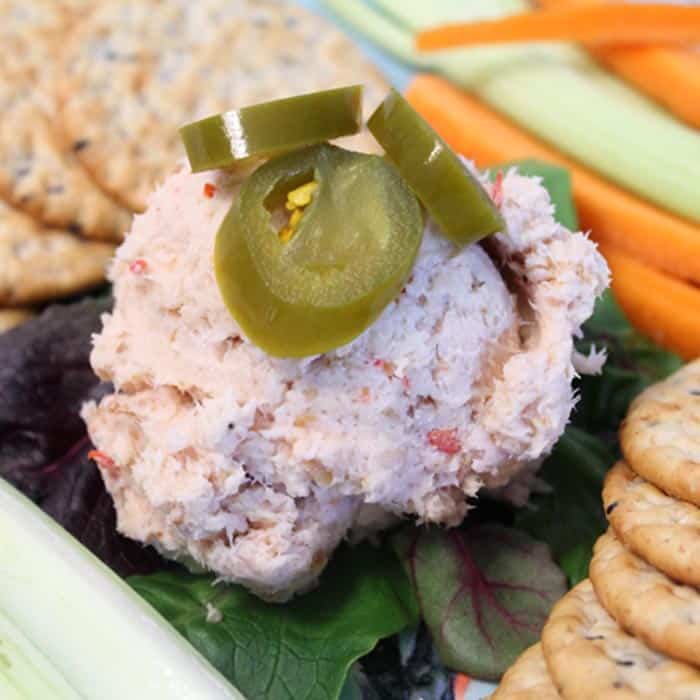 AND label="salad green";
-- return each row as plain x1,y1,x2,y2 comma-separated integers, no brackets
393,525,567,681
131,545,419,700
